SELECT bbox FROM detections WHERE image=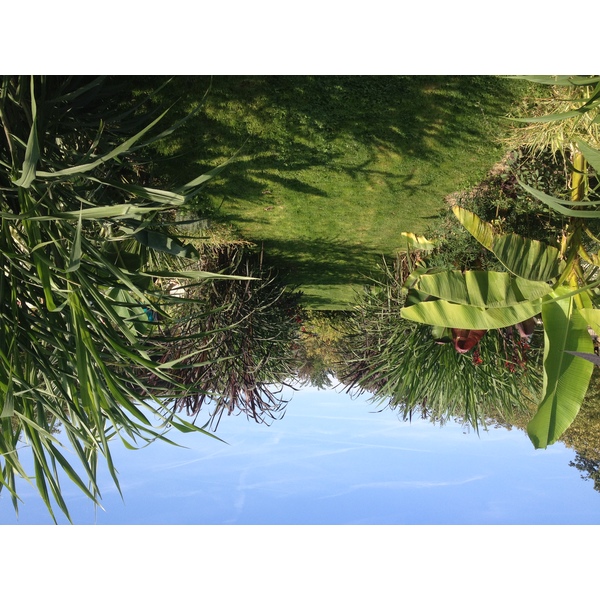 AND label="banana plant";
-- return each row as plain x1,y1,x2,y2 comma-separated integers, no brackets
401,139,600,448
